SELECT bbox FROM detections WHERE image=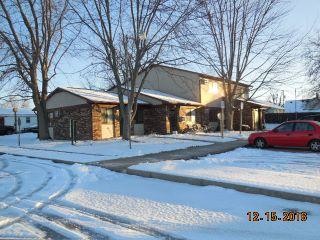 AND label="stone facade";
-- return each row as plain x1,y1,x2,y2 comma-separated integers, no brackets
143,105,171,134
48,104,92,140
48,103,121,141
